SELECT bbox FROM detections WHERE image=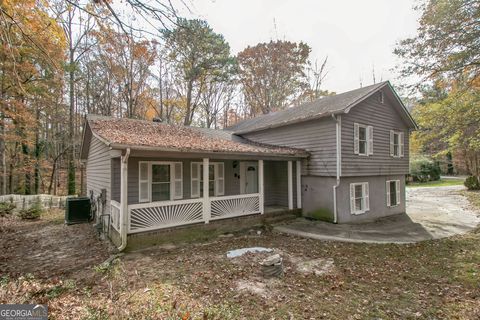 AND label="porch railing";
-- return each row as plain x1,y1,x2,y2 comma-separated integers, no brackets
126,193,261,234
110,200,121,231
210,193,260,220
128,198,204,234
